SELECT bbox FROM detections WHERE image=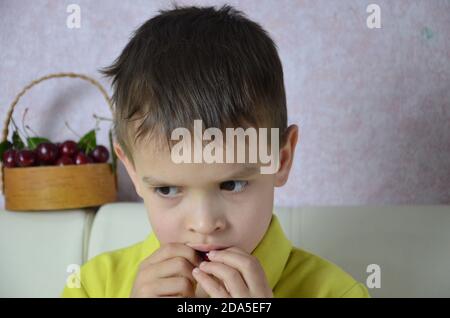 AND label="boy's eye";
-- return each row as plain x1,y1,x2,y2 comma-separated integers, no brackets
220,180,248,193
154,186,180,197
